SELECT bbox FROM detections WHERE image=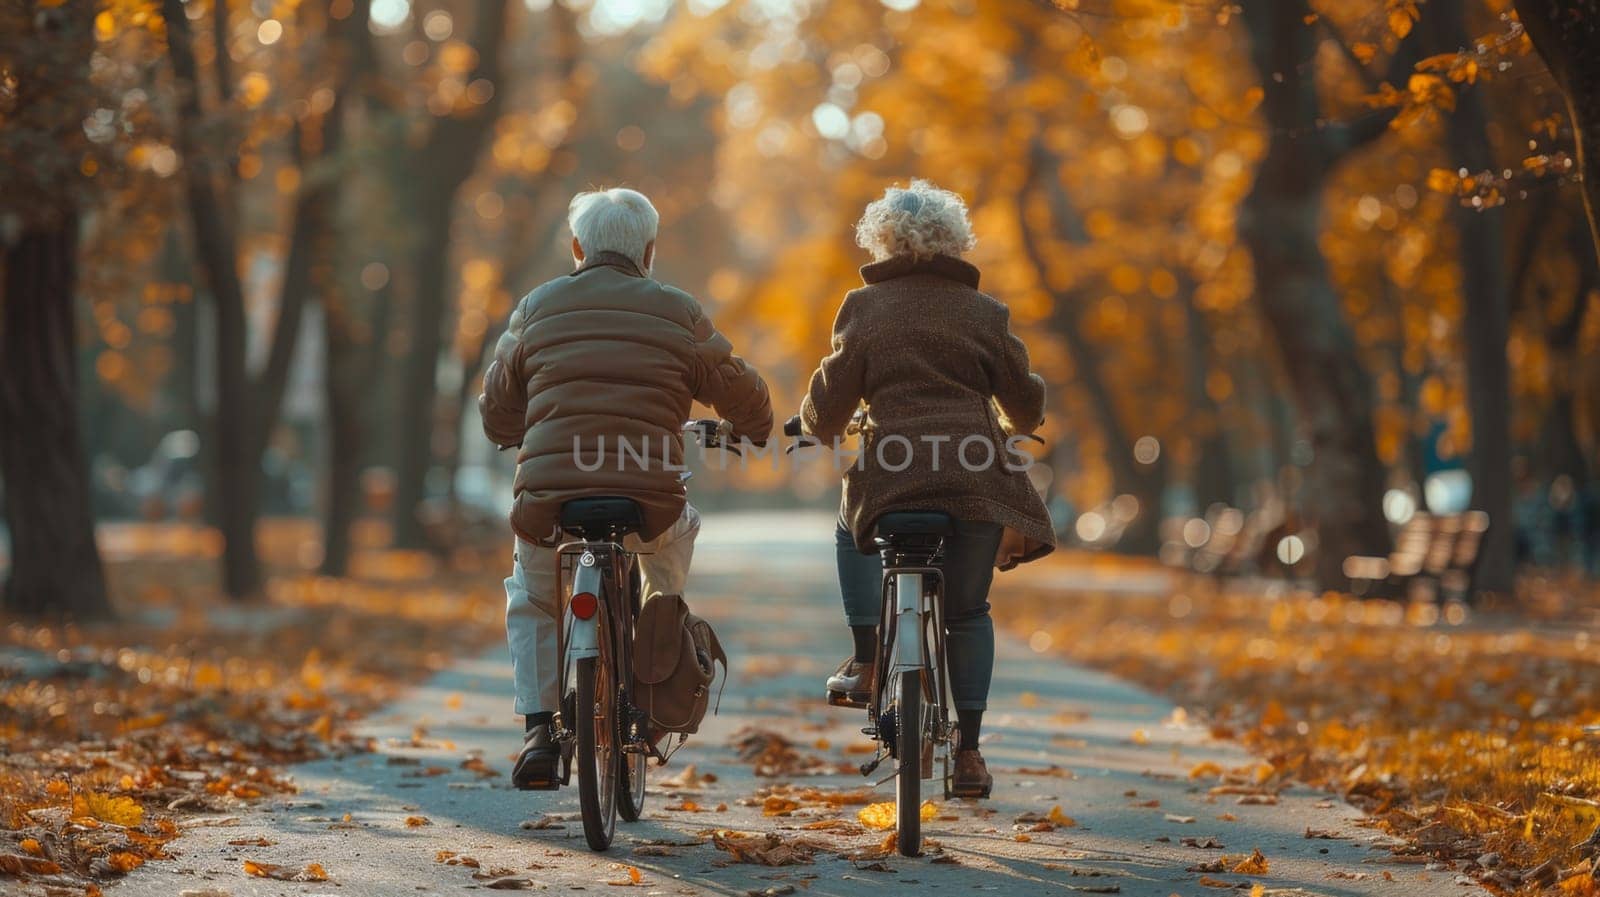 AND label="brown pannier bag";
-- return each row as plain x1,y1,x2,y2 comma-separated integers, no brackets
632,594,727,736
